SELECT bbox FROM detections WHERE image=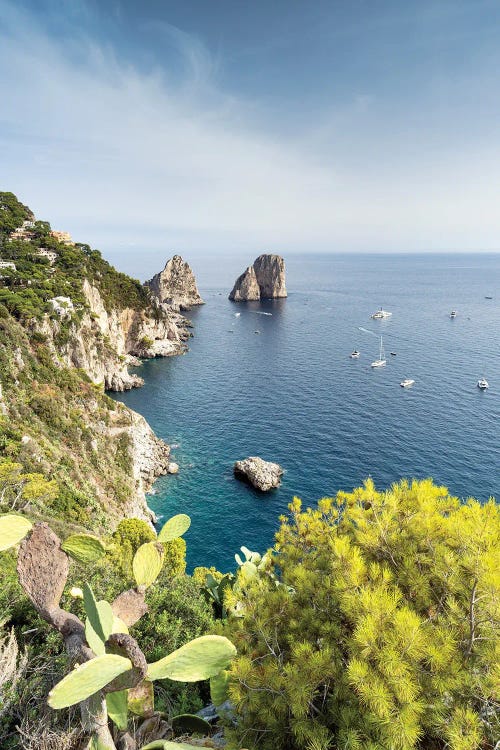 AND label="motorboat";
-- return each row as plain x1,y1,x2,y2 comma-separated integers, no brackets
477,377,489,390
390,352,397,356
350,350,360,358
371,337,386,368
450,310,457,318
371,307,392,319
400,379,415,388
